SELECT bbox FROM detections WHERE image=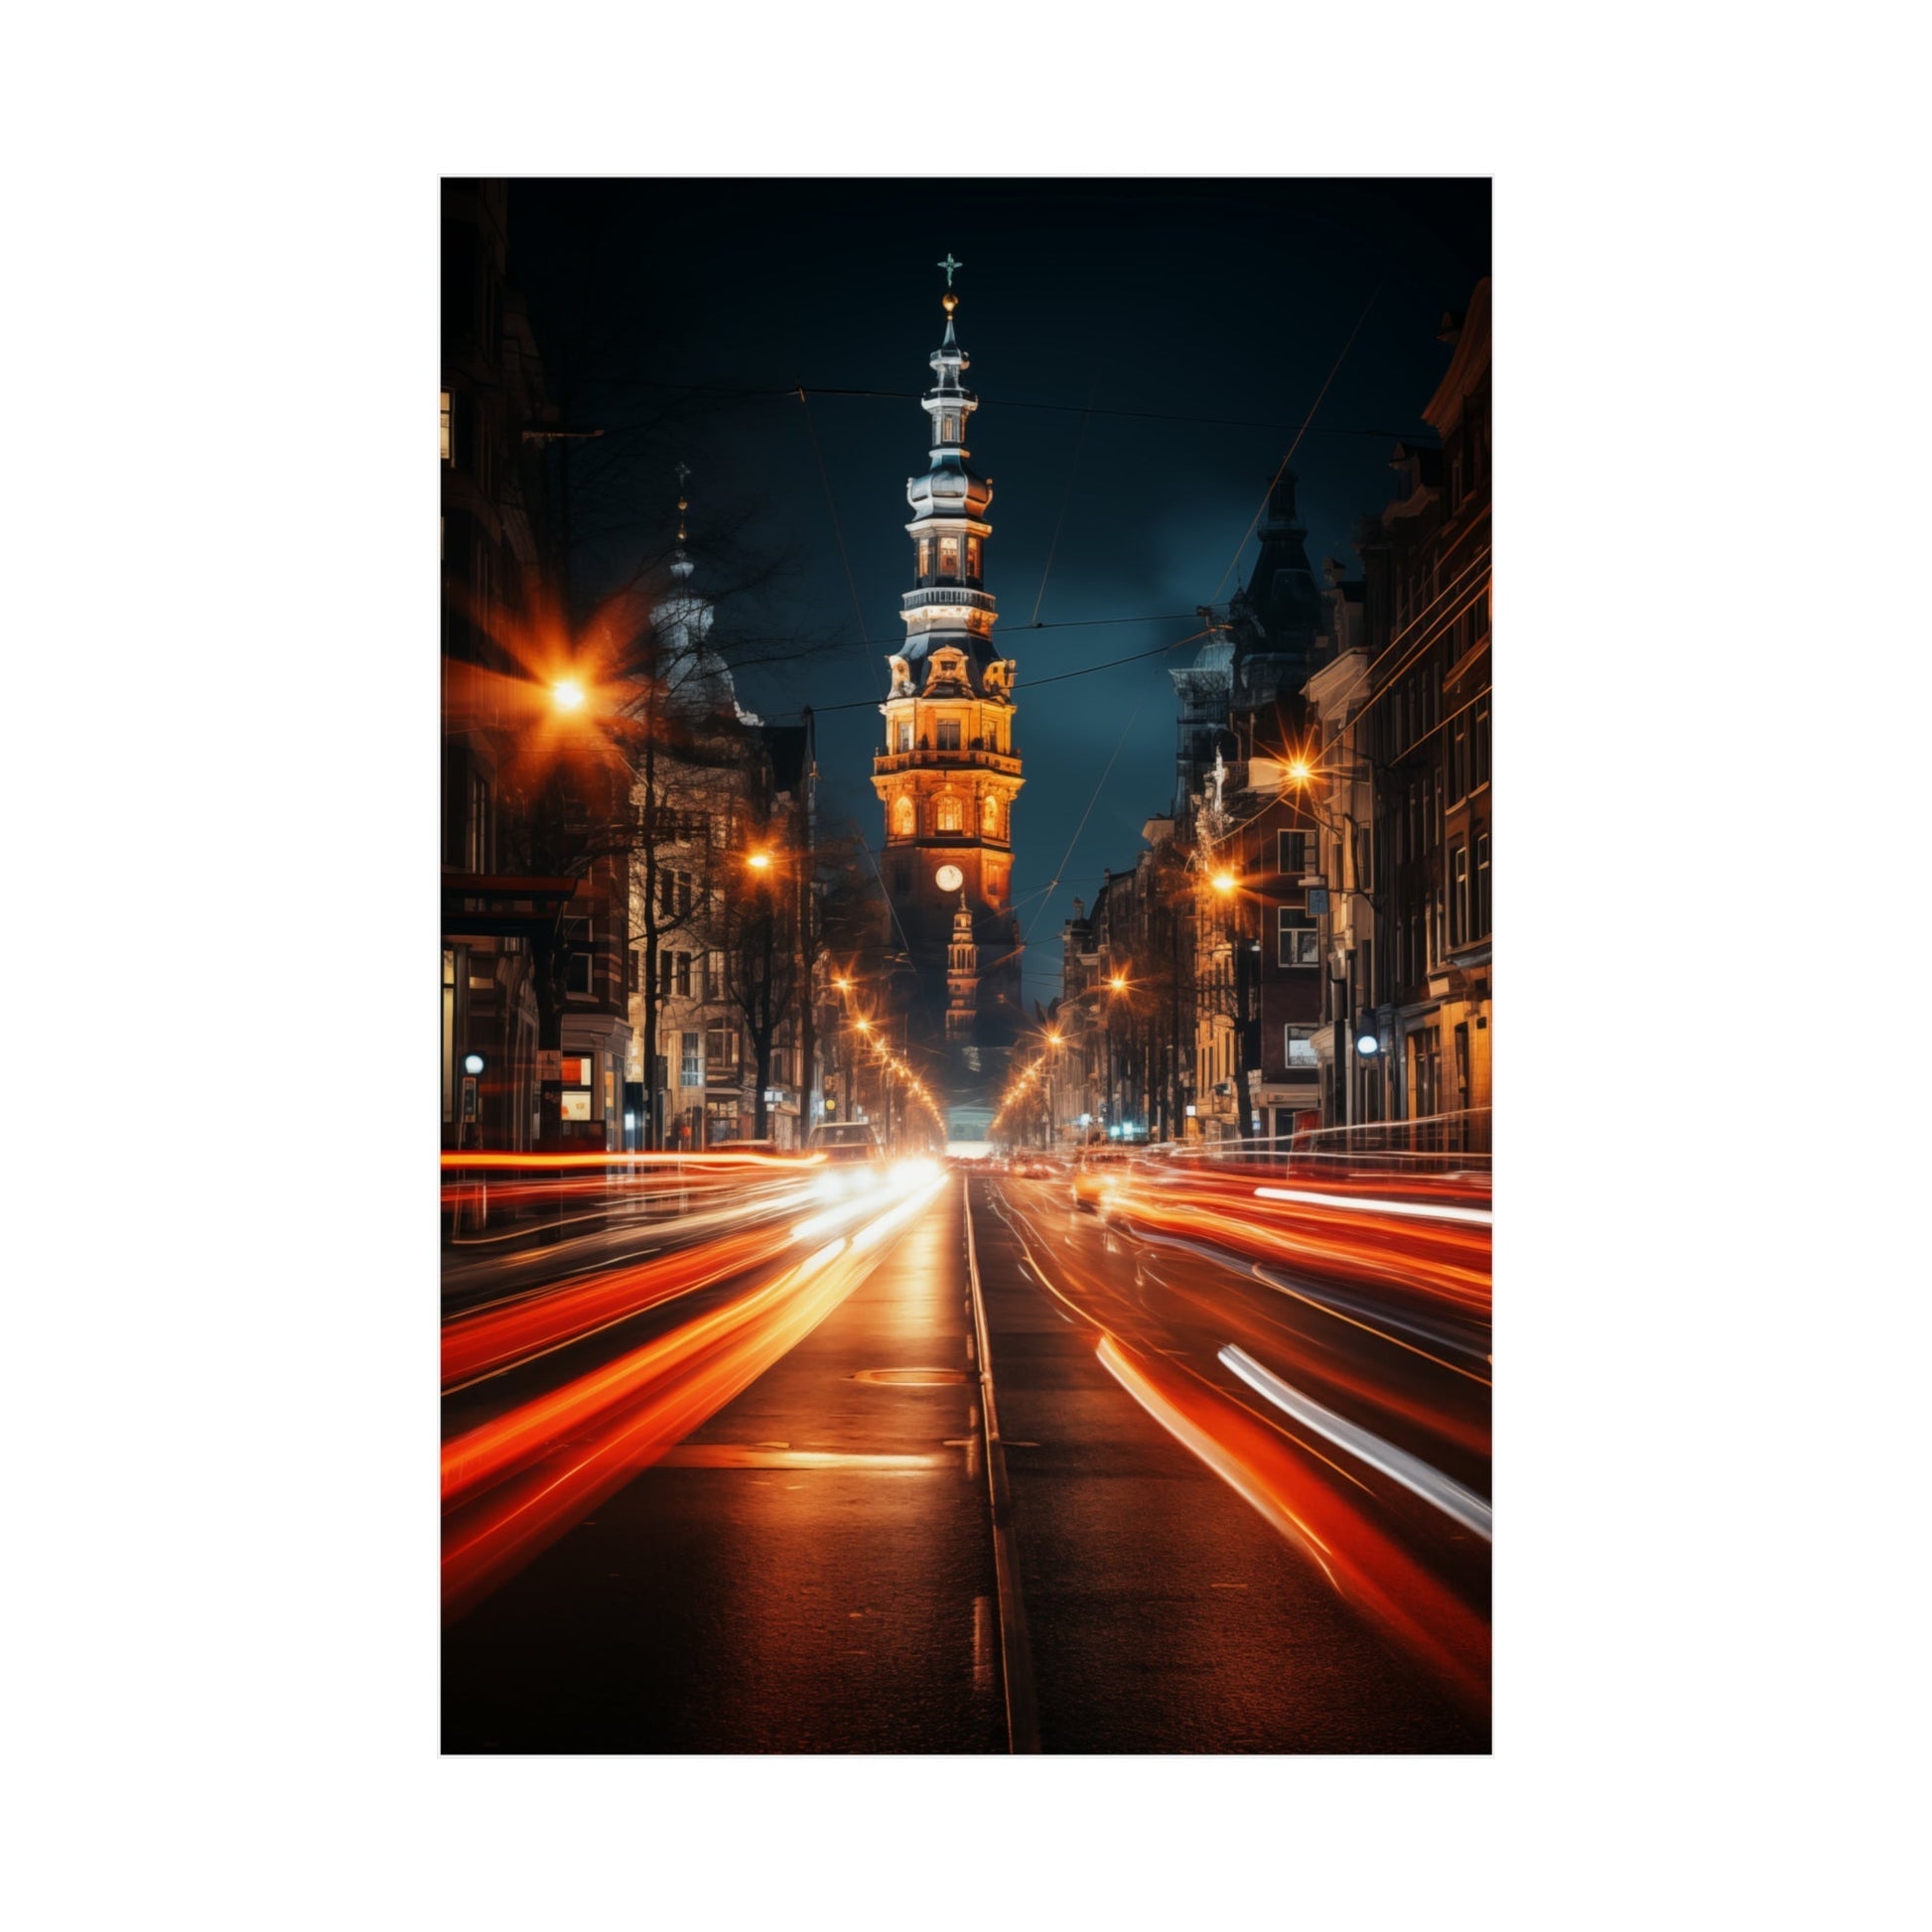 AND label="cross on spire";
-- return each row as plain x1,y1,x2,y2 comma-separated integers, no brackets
674,461,691,487
937,252,963,288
